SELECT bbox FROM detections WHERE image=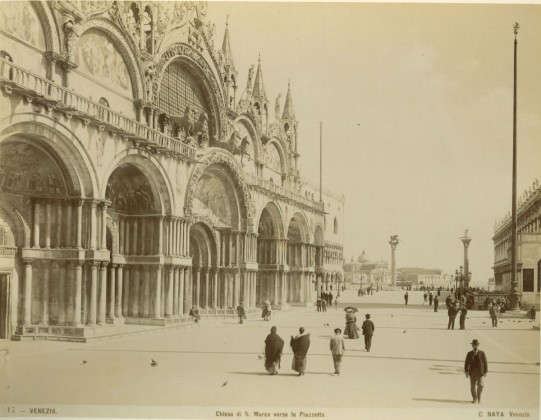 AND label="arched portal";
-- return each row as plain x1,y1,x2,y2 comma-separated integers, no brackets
190,222,217,311
256,203,285,307
104,163,164,323
286,213,312,305
187,154,254,314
